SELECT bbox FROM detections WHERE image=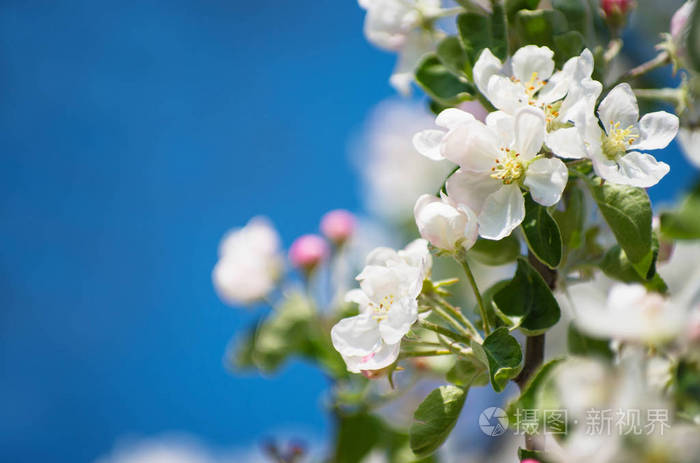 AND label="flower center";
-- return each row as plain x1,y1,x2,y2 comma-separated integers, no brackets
370,294,395,321
513,71,548,104
491,148,525,185
602,120,638,160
